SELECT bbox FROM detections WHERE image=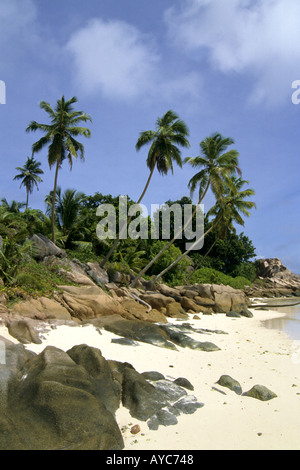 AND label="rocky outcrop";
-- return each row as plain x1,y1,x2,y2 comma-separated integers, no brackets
29,234,67,260
8,296,72,321
156,283,250,315
85,315,224,352
110,361,204,429
0,339,204,449
56,285,129,321
246,258,300,298
0,340,123,450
